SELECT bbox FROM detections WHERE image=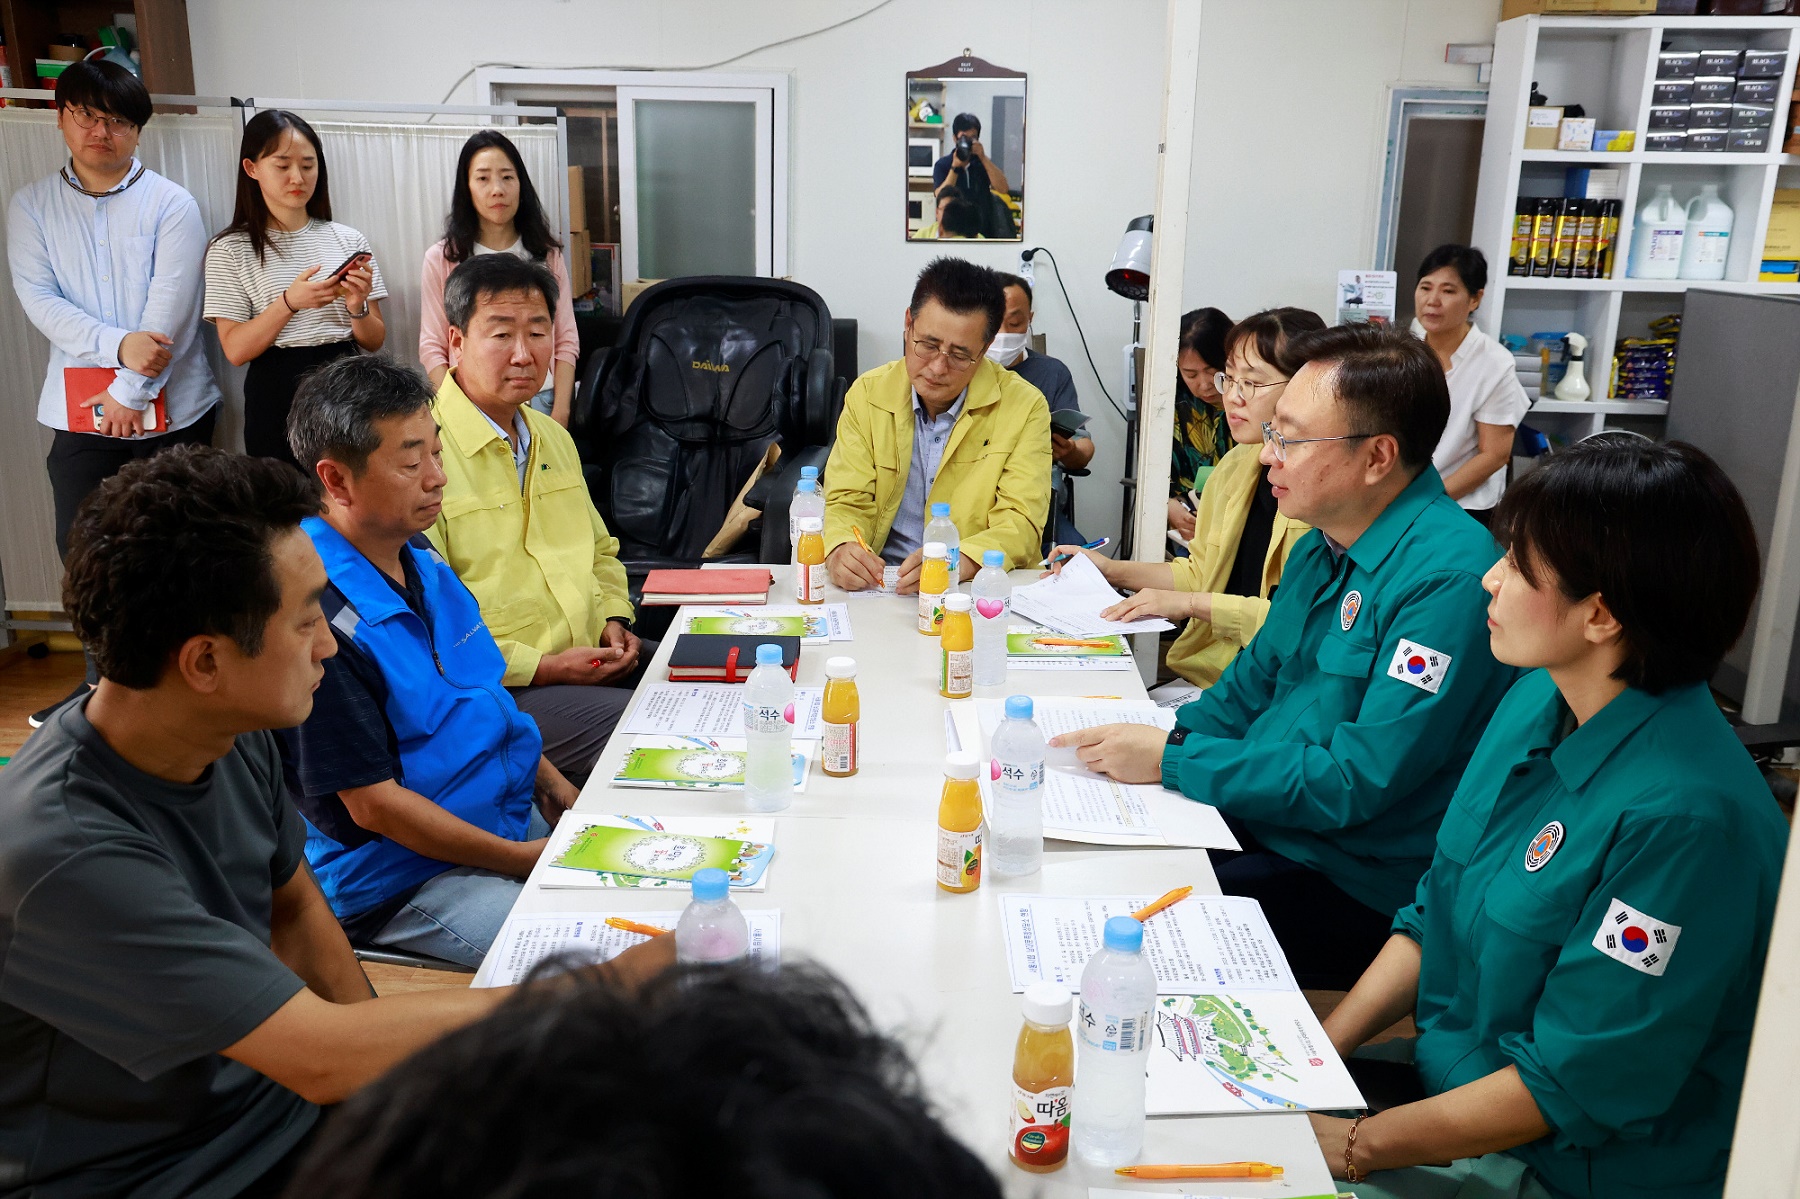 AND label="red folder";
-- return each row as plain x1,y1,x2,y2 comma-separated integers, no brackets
64,367,166,433
640,568,773,606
